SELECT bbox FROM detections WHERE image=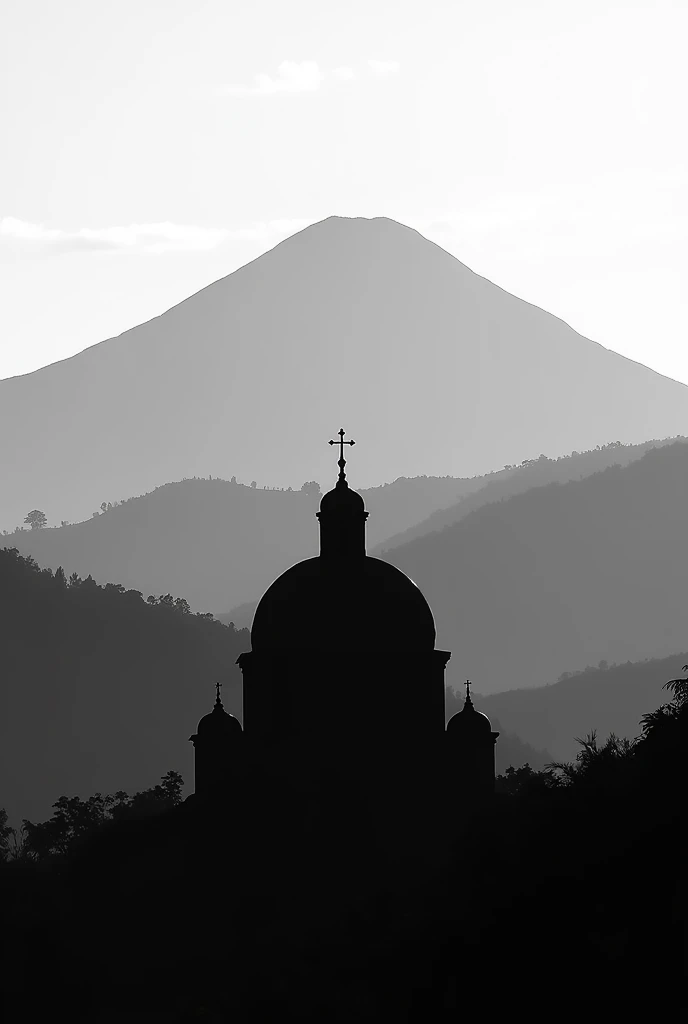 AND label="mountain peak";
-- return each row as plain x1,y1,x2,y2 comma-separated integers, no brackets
2,216,688,529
